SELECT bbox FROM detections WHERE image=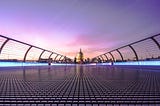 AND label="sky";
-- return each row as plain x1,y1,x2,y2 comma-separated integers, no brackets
0,0,160,59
